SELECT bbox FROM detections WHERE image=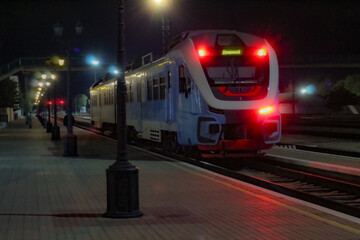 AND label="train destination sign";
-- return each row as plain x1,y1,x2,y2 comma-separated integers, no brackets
222,49,242,55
